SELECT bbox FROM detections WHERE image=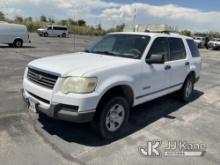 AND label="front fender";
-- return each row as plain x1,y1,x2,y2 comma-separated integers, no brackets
96,75,136,98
